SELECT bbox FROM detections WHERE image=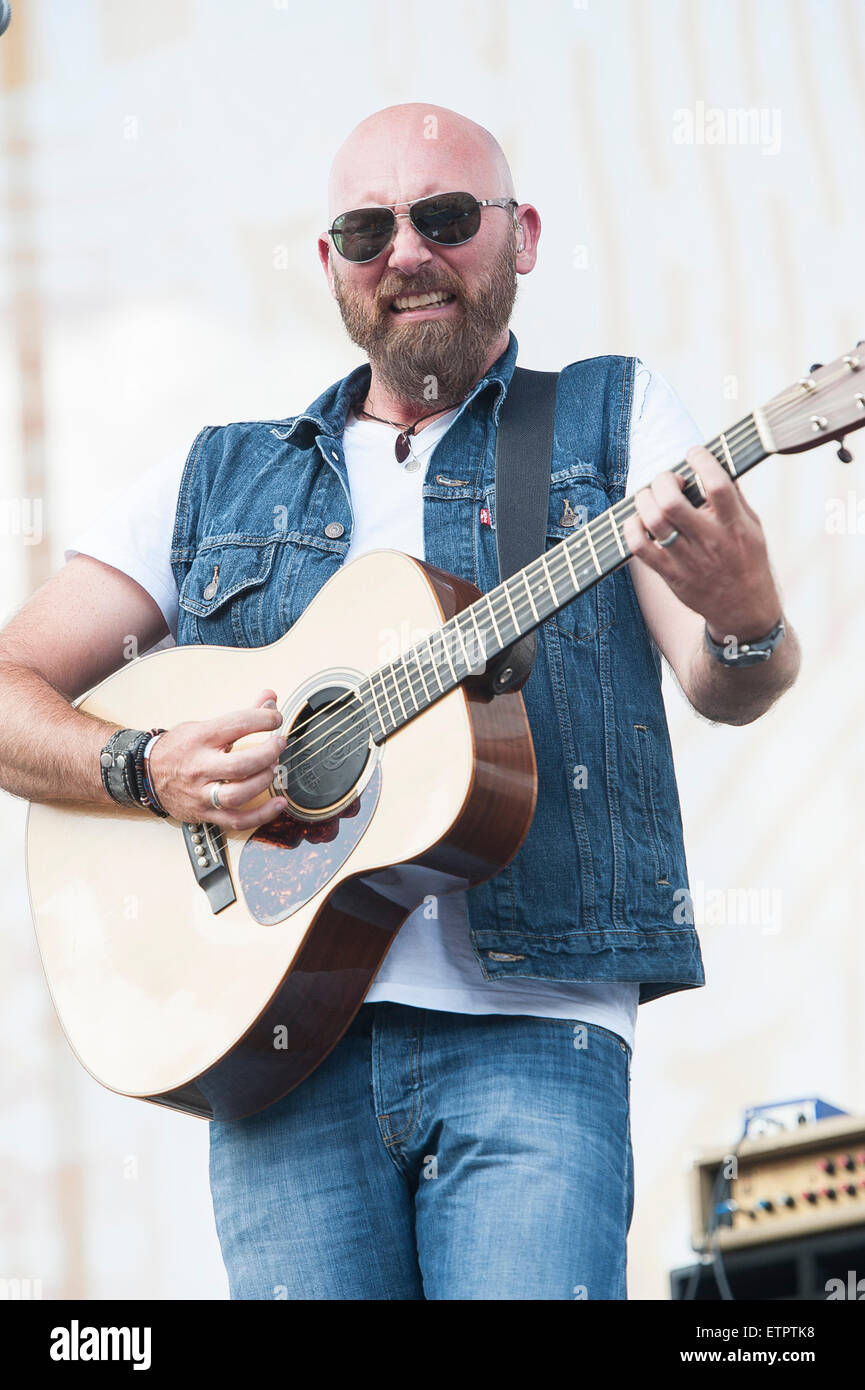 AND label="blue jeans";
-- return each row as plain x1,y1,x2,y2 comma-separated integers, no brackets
209,1003,634,1300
